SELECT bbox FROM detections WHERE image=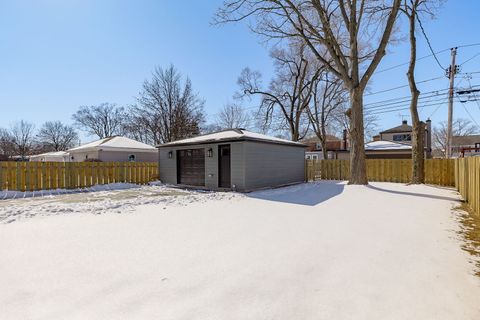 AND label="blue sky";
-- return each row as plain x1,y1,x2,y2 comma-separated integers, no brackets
0,0,479,142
